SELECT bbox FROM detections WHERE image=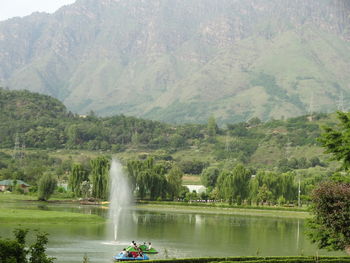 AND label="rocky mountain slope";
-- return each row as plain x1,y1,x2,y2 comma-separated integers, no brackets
0,0,350,123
